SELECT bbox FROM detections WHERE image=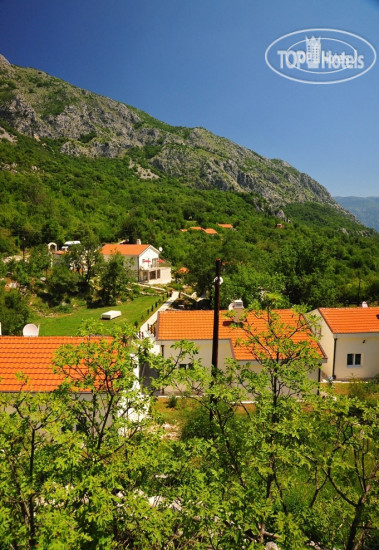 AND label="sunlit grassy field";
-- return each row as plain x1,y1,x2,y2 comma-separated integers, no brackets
31,295,160,336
